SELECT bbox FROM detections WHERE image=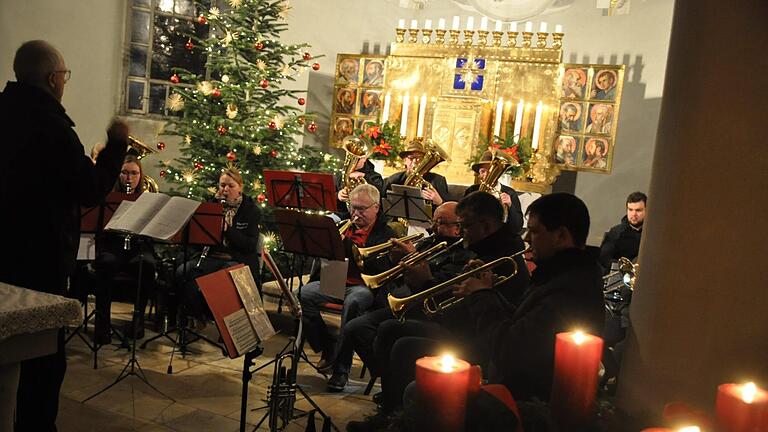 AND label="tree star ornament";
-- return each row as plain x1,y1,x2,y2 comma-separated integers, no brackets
278,1,292,20
280,64,293,77
197,81,214,96
228,0,242,7
252,145,262,155
226,103,238,119
208,6,220,18
256,59,267,71
252,179,262,191
272,114,286,129
167,93,184,111
184,135,192,145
